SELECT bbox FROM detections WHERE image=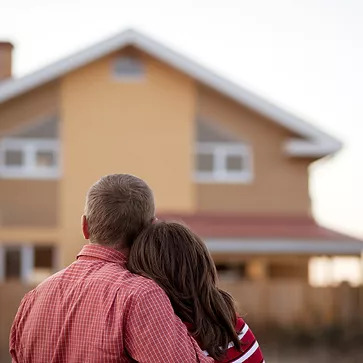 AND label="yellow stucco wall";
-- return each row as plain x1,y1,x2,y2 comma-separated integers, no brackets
196,86,312,216
0,180,58,228
59,48,197,265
